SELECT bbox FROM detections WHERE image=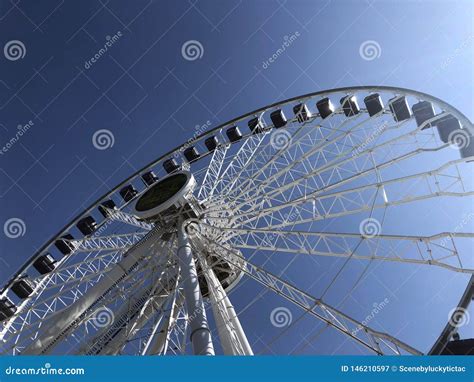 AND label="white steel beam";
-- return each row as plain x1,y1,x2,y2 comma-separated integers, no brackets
199,234,423,355
177,220,214,355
